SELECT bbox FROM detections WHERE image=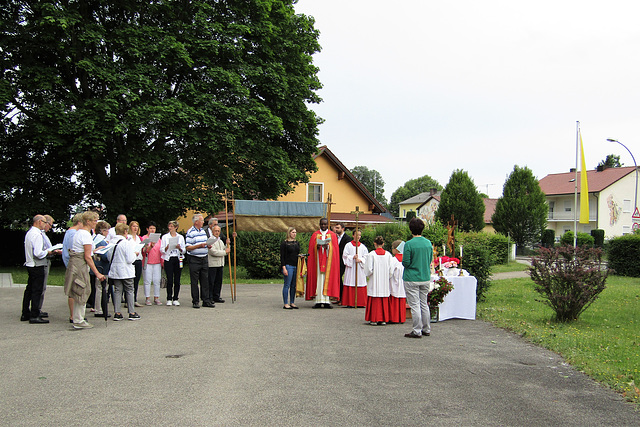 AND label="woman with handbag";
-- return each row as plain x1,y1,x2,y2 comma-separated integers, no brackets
63,211,106,329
